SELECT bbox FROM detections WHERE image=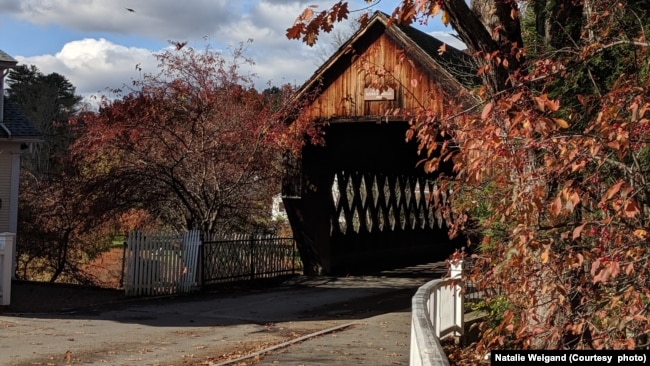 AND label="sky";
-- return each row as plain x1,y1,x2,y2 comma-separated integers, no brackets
0,0,463,104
